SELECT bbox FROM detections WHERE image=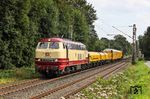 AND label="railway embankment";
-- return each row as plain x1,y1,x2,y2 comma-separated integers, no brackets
72,61,150,99
0,67,39,85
